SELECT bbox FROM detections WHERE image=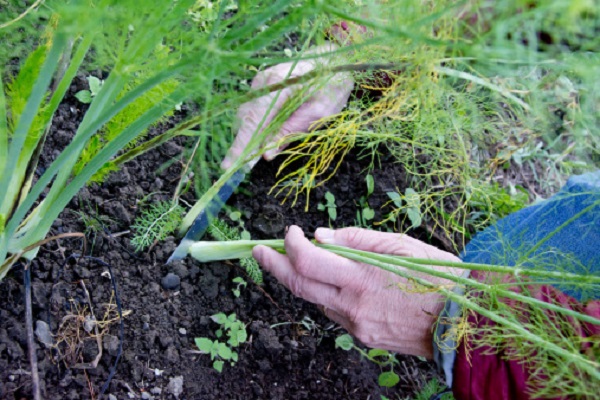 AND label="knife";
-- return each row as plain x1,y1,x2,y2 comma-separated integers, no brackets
167,165,252,263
